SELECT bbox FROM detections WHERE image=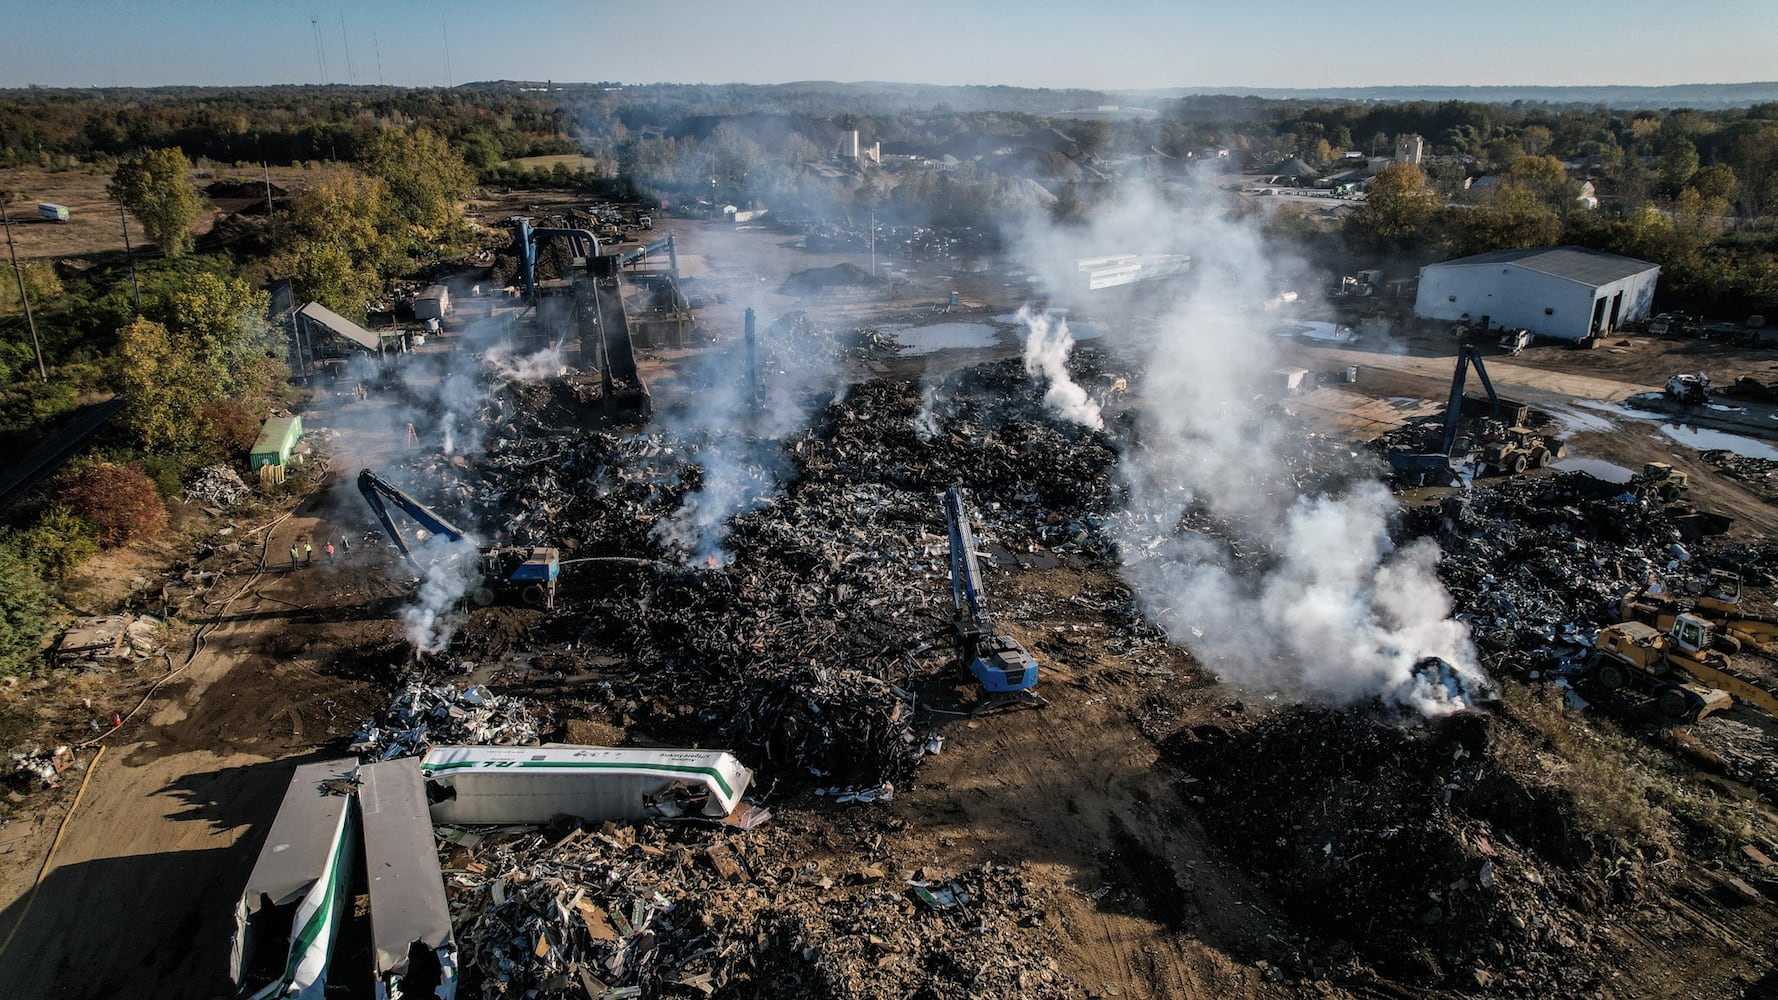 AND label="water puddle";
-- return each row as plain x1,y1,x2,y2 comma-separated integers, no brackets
1552,456,1635,483
1658,424,1778,461
889,322,1002,356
